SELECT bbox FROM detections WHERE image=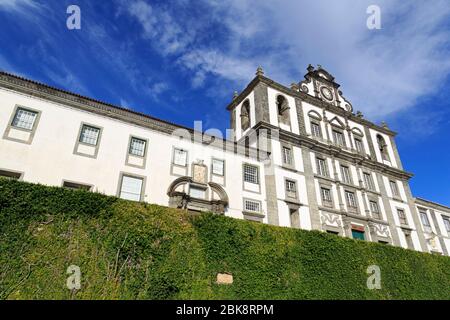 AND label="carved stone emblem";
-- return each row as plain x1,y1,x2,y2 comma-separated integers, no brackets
192,162,207,184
